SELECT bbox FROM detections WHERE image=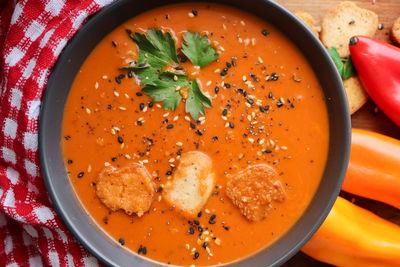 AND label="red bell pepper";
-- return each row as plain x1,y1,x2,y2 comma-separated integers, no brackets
349,36,400,127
